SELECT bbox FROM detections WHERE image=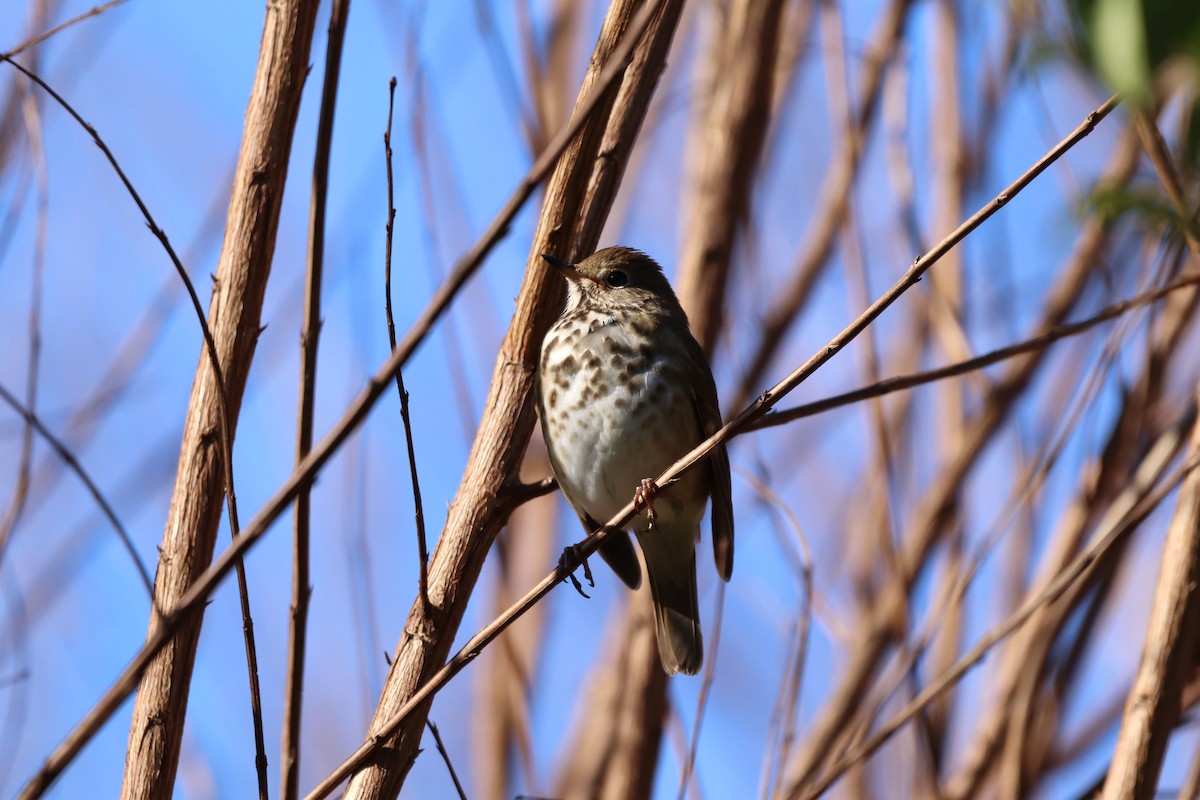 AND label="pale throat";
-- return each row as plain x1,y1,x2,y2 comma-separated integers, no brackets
564,280,587,311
